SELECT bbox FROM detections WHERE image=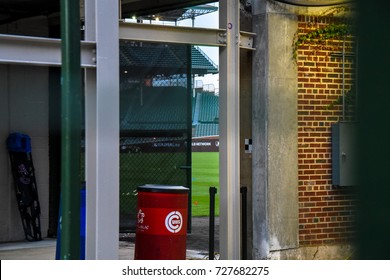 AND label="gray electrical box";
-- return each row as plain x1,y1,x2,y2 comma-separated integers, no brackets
332,122,358,186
